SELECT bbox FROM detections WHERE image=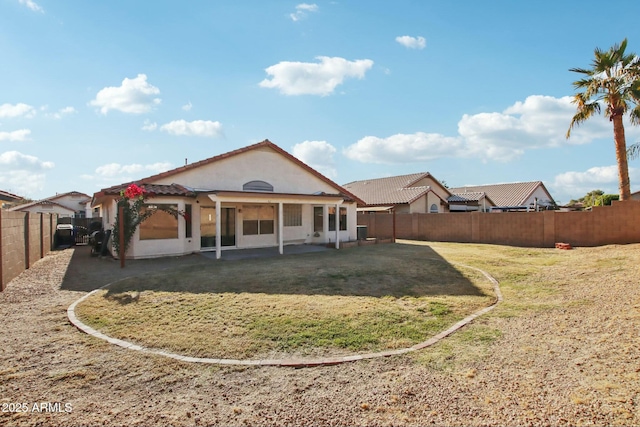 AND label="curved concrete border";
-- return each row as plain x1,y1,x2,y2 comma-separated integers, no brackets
67,259,502,368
